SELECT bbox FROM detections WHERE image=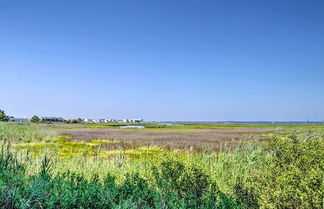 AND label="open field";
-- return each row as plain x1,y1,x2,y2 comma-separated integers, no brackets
0,122,323,208
57,127,271,152
49,122,324,153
